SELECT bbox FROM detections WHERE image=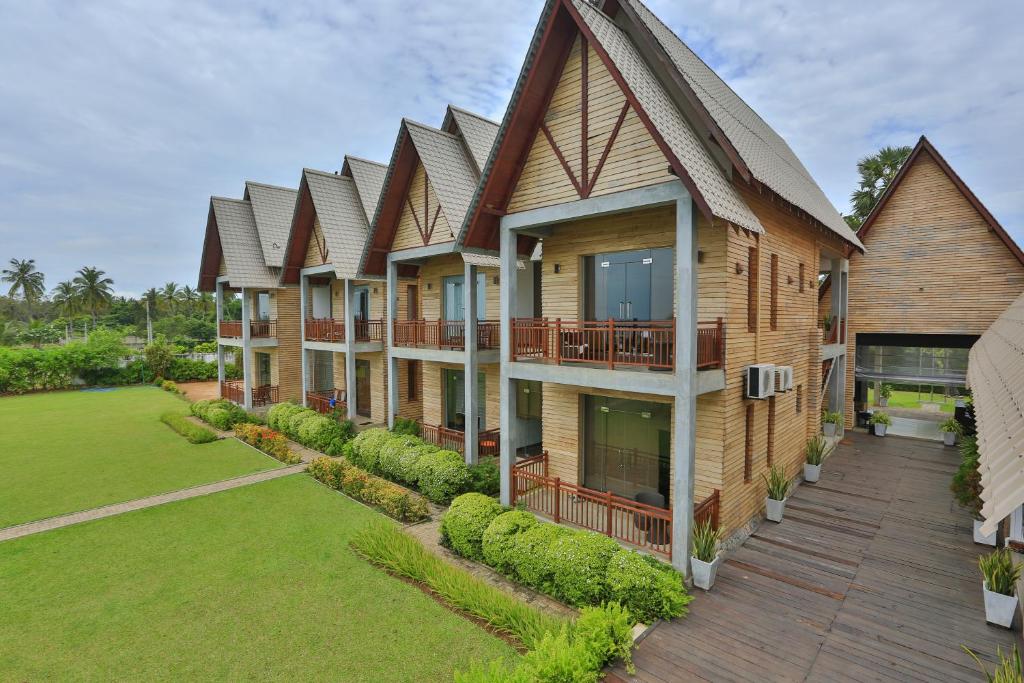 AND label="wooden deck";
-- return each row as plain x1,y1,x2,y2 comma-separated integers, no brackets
611,432,1019,682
